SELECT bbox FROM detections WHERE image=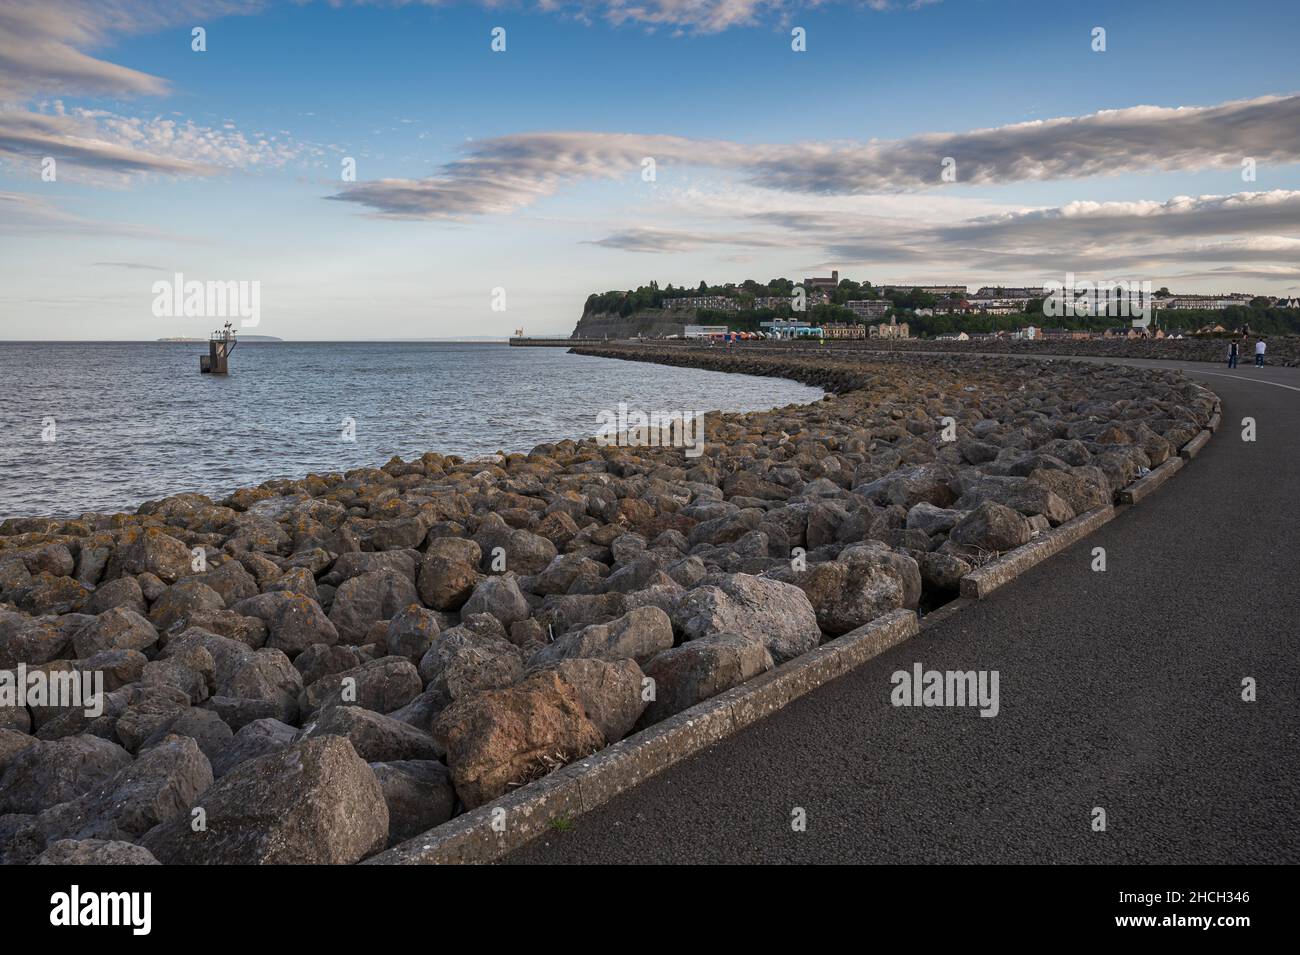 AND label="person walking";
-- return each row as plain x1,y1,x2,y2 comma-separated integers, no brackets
1228,340,1239,368
1255,337,1267,367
